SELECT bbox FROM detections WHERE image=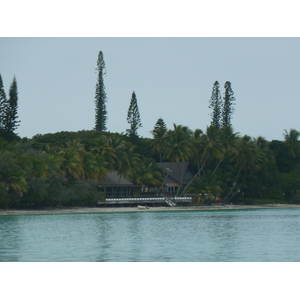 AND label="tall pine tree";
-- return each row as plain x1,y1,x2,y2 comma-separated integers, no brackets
94,51,107,131
222,81,235,127
3,76,20,133
152,117,166,136
127,91,142,138
0,74,8,130
209,81,222,128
